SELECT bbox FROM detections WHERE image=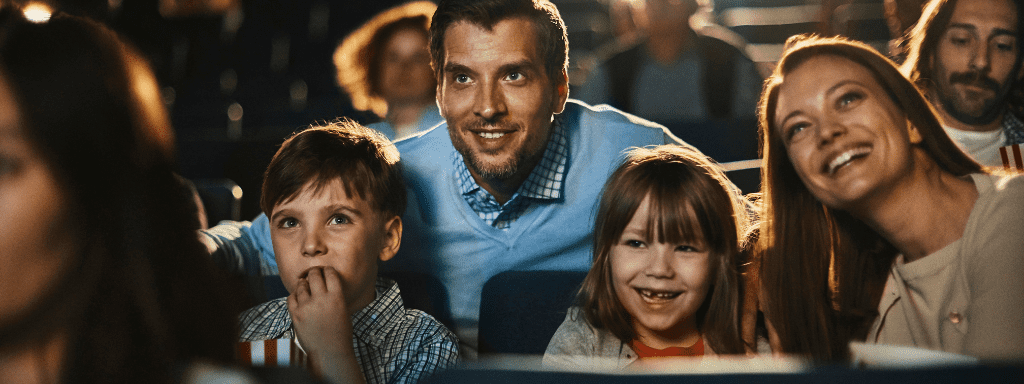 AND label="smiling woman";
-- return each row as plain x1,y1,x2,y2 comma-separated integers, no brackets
756,35,1024,362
